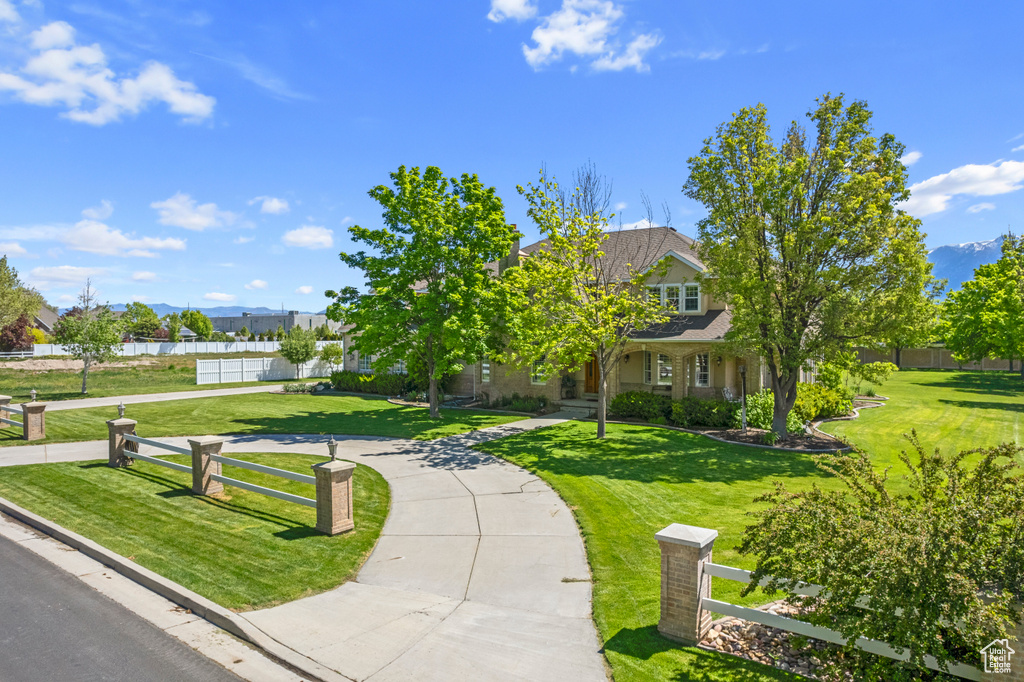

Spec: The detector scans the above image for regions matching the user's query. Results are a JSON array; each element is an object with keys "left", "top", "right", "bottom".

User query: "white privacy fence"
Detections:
[
  {"left": 31, "top": 340, "right": 338, "bottom": 357},
  {"left": 196, "top": 357, "right": 336, "bottom": 384}
]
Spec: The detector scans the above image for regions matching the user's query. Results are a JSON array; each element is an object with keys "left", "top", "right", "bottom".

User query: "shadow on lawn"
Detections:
[
  {"left": 939, "top": 398, "right": 1024, "bottom": 413},
  {"left": 479, "top": 425, "right": 822, "bottom": 485},
  {"left": 916, "top": 369, "right": 1024, "bottom": 397},
  {"left": 603, "top": 625, "right": 797, "bottom": 681}
]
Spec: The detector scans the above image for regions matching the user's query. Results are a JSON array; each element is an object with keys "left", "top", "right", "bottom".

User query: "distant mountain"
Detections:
[{"left": 928, "top": 236, "right": 1005, "bottom": 295}]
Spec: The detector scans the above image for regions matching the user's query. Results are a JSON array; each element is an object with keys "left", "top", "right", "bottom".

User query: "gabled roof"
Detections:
[
  {"left": 630, "top": 309, "right": 733, "bottom": 342},
  {"left": 33, "top": 305, "right": 59, "bottom": 332}
]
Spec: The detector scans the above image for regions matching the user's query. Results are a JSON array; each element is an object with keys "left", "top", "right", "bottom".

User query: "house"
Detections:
[
  {"left": 32, "top": 305, "right": 59, "bottom": 334},
  {"left": 341, "top": 226, "right": 769, "bottom": 405}
]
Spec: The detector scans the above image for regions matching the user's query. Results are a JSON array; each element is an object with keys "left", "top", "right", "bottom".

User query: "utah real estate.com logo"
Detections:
[{"left": 982, "top": 639, "right": 1015, "bottom": 674}]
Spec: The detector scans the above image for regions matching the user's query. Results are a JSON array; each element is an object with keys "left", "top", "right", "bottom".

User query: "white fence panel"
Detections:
[
  {"left": 196, "top": 356, "right": 335, "bottom": 385},
  {"left": 35, "top": 340, "right": 338, "bottom": 358}
]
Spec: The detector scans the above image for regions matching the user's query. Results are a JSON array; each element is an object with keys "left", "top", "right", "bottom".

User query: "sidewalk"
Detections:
[{"left": 0, "top": 414, "right": 607, "bottom": 681}]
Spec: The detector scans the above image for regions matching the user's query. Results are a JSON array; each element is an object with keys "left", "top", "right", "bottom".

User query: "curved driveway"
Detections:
[{"left": 0, "top": 416, "right": 608, "bottom": 682}]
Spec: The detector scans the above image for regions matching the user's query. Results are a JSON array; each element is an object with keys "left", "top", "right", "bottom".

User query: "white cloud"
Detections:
[
  {"left": 151, "top": 192, "right": 236, "bottom": 231},
  {"left": 233, "top": 236, "right": 254, "bottom": 244},
  {"left": 966, "top": 202, "right": 995, "bottom": 213},
  {"left": 130, "top": 294, "right": 149, "bottom": 302},
  {"left": 488, "top": 0, "right": 537, "bottom": 22},
  {"left": 282, "top": 225, "right": 333, "bottom": 249},
  {"left": 340, "top": 215, "right": 353, "bottom": 225},
  {"left": 62, "top": 219, "right": 186, "bottom": 257},
  {"left": 249, "top": 195, "right": 290, "bottom": 214},
  {"left": 0, "top": 0, "right": 20, "bottom": 22},
  {"left": 618, "top": 218, "right": 655, "bottom": 230},
  {"left": 0, "top": 241, "right": 26, "bottom": 256},
  {"left": 1013, "top": 144, "right": 1024, "bottom": 153},
  {"left": 203, "top": 292, "right": 236, "bottom": 302},
  {"left": 903, "top": 159, "right": 1024, "bottom": 217},
  {"left": 245, "top": 279, "right": 268, "bottom": 290},
  {"left": 132, "top": 271, "right": 157, "bottom": 282},
  {"left": 614, "top": 202, "right": 627, "bottom": 211},
  {"left": 81, "top": 199, "right": 114, "bottom": 220},
  {"left": 295, "top": 285, "right": 313, "bottom": 295},
  {"left": 900, "top": 150, "right": 922, "bottom": 167},
  {"left": 521, "top": 0, "right": 660, "bottom": 73},
  {"left": 191, "top": 51, "right": 310, "bottom": 101},
  {"left": 28, "top": 265, "right": 105, "bottom": 291},
  {"left": 0, "top": 21, "right": 215, "bottom": 125}
]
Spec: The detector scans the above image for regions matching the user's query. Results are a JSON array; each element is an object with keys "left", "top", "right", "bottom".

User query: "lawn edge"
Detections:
[{"left": 0, "top": 494, "right": 350, "bottom": 682}]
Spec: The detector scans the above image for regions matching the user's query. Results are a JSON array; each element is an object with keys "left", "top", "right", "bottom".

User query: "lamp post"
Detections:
[
  {"left": 117, "top": 402, "right": 126, "bottom": 418},
  {"left": 327, "top": 435, "right": 338, "bottom": 461},
  {"left": 30, "top": 389, "right": 37, "bottom": 402},
  {"left": 738, "top": 364, "right": 747, "bottom": 433}
]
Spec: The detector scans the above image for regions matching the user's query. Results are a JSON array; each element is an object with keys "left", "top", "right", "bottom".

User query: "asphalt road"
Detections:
[{"left": 0, "top": 533, "right": 243, "bottom": 682}]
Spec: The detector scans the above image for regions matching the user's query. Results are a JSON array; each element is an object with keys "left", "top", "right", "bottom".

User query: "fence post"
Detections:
[
  {"left": 311, "top": 460, "right": 356, "bottom": 535},
  {"left": 21, "top": 402, "right": 45, "bottom": 441},
  {"left": 0, "top": 395, "right": 9, "bottom": 429},
  {"left": 106, "top": 418, "right": 138, "bottom": 467},
  {"left": 188, "top": 436, "right": 224, "bottom": 496},
  {"left": 656, "top": 523, "right": 718, "bottom": 646}
]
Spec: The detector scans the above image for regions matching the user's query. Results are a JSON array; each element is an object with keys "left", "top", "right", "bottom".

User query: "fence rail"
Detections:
[
  {"left": 123, "top": 433, "right": 191, "bottom": 456},
  {"left": 209, "top": 473, "right": 316, "bottom": 508},
  {"left": 31, "top": 340, "right": 339, "bottom": 358},
  {"left": 211, "top": 454, "right": 316, "bottom": 485}
]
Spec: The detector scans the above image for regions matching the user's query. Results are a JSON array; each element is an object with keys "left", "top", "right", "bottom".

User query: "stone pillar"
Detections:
[
  {"left": 106, "top": 418, "right": 138, "bottom": 467},
  {"left": 189, "top": 436, "right": 224, "bottom": 496},
  {"left": 656, "top": 523, "right": 718, "bottom": 645},
  {"left": 0, "top": 395, "right": 10, "bottom": 429},
  {"left": 312, "top": 460, "right": 356, "bottom": 535},
  {"left": 21, "top": 402, "right": 45, "bottom": 441}
]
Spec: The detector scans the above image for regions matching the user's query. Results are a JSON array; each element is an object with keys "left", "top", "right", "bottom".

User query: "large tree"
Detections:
[
  {"left": 121, "top": 301, "right": 161, "bottom": 340},
  {"left": 684, "top": 94, "right": 933, "bottom": 438},
  {"left": 52, "top": 280, "right": 123, "bottom": 394},
  {"left": 327, "top": 165, "right": 516, "bottom": 418},
  {"left": 0, "top": 255, "right": 44, "bottom": 329},
  {"left": 496, "top": 166, "right": 671, "bottom": 438},
  {"left": 180, "top": 309, "right": 212, "bottom": 341},
  {"left": 941, "top": 232, "right": 1024, "bottom": 375}
]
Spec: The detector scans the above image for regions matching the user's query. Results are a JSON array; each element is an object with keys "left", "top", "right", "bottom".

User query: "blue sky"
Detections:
[{"left": 1, "top": 0, "right": 1022, "bottom": 310}]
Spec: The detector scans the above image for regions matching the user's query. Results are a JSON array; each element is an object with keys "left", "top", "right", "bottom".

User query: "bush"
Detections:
[
  {"left": 330, "top": 370, "right": 409, "bottom": 396},
  {"left": 487, "top": 392, "right": 549, "bottom": 413},
  {"left": 669, "top": 395, "right": 740, "bottom": 429},
  {"left": 609, "top": 391, "right": 673, "bottom": 421},
  {"left": 744, "top": 389, "right": 804, "bottom": 433},
  {"left": 793, "top": 382, "right": 853, "bottom": 422}
]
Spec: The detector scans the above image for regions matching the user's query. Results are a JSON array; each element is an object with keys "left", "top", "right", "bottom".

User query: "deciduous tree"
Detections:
[
  {"left": 684, "top": 94, "right": 933, "bottom": 438},
  {"left": 52, "top": 280, "right": 123, "bottom": 394},
  {"left": 280, "top": 326, "right": 318, "bottom": 378},
  {"left": 0, "top": 256, "right": 44, "bottom": 329},
  {"left": 180, "top": 309, "right": 212, "bottom": 341},
  {"left": 327, "top": 165, "right": 516, "bottom": 418},
  {"left": 163, "top": 312, "right": 182, "bottom": 342},
  {"left": 121, "top": 302, "right": 161, "bottom": 339}
]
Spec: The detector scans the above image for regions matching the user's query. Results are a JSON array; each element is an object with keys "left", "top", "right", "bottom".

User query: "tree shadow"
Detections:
[
  {"left": 938, "top": 399, "right": 1024, "bottom": 413},
  {"left": 918, "top": 369, "right": 1024, "bottom": 397}
]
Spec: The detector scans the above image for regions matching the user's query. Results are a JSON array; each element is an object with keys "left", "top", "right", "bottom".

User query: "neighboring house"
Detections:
[{"left": 32, "top": 305, "right": 59, "bottom": 334}]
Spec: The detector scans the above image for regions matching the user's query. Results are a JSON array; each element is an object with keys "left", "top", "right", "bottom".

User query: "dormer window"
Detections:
[
  {"left": 683, "top": 284, "right": 700, "bottom": 312},
  {"left": 665, "top": 285, "right": 681, "bottom": 312}
]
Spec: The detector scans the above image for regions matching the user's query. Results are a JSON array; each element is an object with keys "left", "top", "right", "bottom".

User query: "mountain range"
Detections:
[{"left": 928, "top": 235, "right": 1005, "bottom": 294}]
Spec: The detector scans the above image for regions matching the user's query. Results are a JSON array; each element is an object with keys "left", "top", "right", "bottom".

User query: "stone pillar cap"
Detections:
[
  {"left": 106, "top": 418, "right": 138, "bottom": 426},
  {"left": 312, "top": 460, "right": 356, "bottom": 473},
  {"left": 656, "top": 523, "right": 718, "bottom": 549},
  {"left": 187, "top": 435, "right": 224, "bottom": 446},
  {"left": 0, "top": 395, "right": 10, "bottom": 400}
]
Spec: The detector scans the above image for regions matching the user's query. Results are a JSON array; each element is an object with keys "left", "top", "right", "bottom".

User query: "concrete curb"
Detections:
[{"left": 0, "top": 495, "right": 352, "bottom": 682}]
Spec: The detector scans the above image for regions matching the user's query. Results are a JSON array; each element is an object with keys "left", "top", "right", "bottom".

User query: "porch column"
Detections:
[{"left": 671, "top": 352, "right": 685, "bottom": 401}]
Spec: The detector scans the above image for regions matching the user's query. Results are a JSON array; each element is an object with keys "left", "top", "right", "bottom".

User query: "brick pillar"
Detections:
[
  {"left": 982, "top": 607, "right": 1024, "bottom": 681},
  {"left": 312, "top": 460, "right": 356, "bottom": 535},
  {"left": 189, "top": 436, "right": 224, "bottom": 496},
  {"left": 21, "top": 402, "right": 45, "bottom": 441},
  {"left": 656, "top": 523, "right": 718, "bottom": 645},
  {"left": 106, "top": 418, "right": 138, "bottom": 467},
  {"left": 0, "top": 395, "right": 10, "bottom": 429}
]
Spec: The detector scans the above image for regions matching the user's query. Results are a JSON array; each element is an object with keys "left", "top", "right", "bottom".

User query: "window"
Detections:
[
  {"left": 647, "top": 286, "right": 661, "bottom": 303},
  {"left": 481, "top": 361, "right": 490, "bottom": 383},
  {"left": 684, "top": 284, "right": 700, "bottom": 312},
  {"left": 665, "top": 285, "right": 681, "bottom": 312},
  {"left": 695, "top": 353, "right": 710, "bottom": 387},
  {"left": 657, "top": 354, "right": 672, "bottom": 385},
  {"left": 530, "top": 360, "right": 547, "bottom": 385},
  {"left": 358, "top": 354, "right": 372, "bottom": 372},
  {"left": 643, "top": 351, "right": 652, "bottom": 384},
  {"left": 391, "top": 359, "right": 406, "bottom": 373}
]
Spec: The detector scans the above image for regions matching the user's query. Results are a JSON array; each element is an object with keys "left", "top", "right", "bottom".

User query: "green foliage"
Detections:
[
  {"left": 941, "top": 233, "right": 1024, "bottom": 374},
  {"left": 0, "top": 256, "right": 44, "bottom": 329},
  {"left": 276, "top": 324, "right": 285, "bottom": 340},
  {"left": 51, "top": 282, "right": 123, "bottom": 393},
  {"left": 239, "top": 325, "right": 249, "bottom": 338},
  {"left": 330, "top": 370, "right": 407, "bottom": 396},
  {"left": 163, "top": 312, "right": 182, "bottom": 342},
  {"left": 0, "top": 313, "right": 33, "bottom": 351},
  {"left": 329, "top": 164, "right": 516, "bottom": 419},
  {"left": 739, "top": 434, "right": 1024, "bottom": 680},
  {"left": 121, "top": 302, "right": 161, "bottom": 339},
  {"left": 792, "top": 382, "right": 853, "bottom": 422},
  {"left": 29, "top": 327, "right": 46, "bottom": 344},
  {"left": 760, "top": 431, "right": 779, "bottom": 446},
  {"left": 180, "top": 310, "right": 212, "bottom": 340},
  {"left": 318, "top": 342, "right": 345, "bottom": 370},
  {"left": 280, "top": 326, "right": 318, "bottom": 378},
  {"left": 815, "top": 362, "right": 844, "bottom": 391},
  {"left": 248, "top": 332, "right": 256, "bottom": 341},
  {"left": 744, "top": 389, "right": 804, "bottom": 432},
  {"left": 609, "top": 390, "right": 673, "bottom": 421},
  {"left": 850, "top": 361, "right": 898, "bottom": 386},
  {"left": 669, "top": 396, "right": 740, "bottom": 428},
  {"left": 485, "top": 392, "right": 549, "bottom": 413},
  {"left": 208, "top": 331, "right": 232, "bottom": 342},
  {"left": 684, "top": 94, "right": 934, "bottom": 437}
]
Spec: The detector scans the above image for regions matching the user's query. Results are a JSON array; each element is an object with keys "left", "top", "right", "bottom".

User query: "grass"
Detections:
[
  {"left": 820, "top": 368, "right": 1023, "bottom": 457},
  {"left": 477, "top": 421, "right": 827, "bottom": 682},
  {"left": 0, "top": 393, "right": 526, "bottom": 446},
  {"left": 0, "top": 351, "right": 300, "bottom": 402},
  {"left": 0, "top": 452, "right": 389, "bottom": 611}
]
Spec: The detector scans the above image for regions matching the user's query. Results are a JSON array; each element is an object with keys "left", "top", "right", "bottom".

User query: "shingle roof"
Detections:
[
  {"left": 33, "top": 305, "right": 59, "bottom": 332},
  {"left": 631, "top": 308, "right": 733, "bottom": 342}
]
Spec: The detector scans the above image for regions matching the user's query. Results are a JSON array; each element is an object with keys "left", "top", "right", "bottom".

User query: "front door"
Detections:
[{"left": 584, "top": 354, "right": 599, "bottom": 394}]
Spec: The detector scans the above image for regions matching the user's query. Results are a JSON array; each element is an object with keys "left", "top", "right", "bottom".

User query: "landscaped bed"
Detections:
[
  {"left": 0, "top": 452, "right": 389, "bottom": 611},
  {"left": 0, "top": 393, "right": 527, "bottom": 447}
]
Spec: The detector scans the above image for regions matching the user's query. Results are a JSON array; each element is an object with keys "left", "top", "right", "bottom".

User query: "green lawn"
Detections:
[
  {"left": 0, "top": 393, "right": 525, "bottom": 446},
  {"left": 0, "top": 452, "right": 389, "bottom": 610},
  {"left": 820, "top": 368, "right": 1023, "bottom": 458},
  {"left": 477, "top": 421, "right": 823, "bottom": 682},
  {"left": 0, "top": 352, "right": 297, "bottom": 402}
]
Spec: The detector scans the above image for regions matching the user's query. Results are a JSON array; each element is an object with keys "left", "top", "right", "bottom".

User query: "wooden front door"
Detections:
[{"left": 584, "top": 354, "right": 599, "bottom": 394}]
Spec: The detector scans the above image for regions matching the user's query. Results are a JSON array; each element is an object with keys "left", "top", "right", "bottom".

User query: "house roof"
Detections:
[
  {"left": 33, "top": 305, "right": 59, "bottom": 332},
  {"left": 630, "top": 308, "right": 733, "bottom": 342}
]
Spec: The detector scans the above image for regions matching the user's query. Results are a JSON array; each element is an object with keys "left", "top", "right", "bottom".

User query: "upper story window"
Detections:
[
  {"left": 481, "top": 361, "right": 491, "bottom": 383},
  {"left": 683, "top": 284, "right": 700, "bottom": 312},
  {"left": 665, "top": 285, "right": 681, "bottom": 311}
]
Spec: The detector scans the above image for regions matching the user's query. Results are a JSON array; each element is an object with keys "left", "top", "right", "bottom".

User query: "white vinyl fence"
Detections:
[
  {"left": 196, "top": 357, "right": 335, "bottom": 385},
  {"left": 32, "top": 341, "right": 337, "bottom": 357}
]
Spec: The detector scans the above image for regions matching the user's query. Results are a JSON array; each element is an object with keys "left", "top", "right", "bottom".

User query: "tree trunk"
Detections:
[
  {"left": 597, "top": 355, "right": 607, "bottom": 439},
  {"left": 428, "top": 375, "right": 439, "bottom": 419},
  {"left": 426, "top": 334, "right": 440, "bottom": 419},
  {"left": 895, "top": 347, "right": 902, "bottom": 369},
  {"left": 81, "top": 356, "right": 90, "bottom": 394},
  {"left": 769, "top": 368, "right": 798, "bottom": 440}
]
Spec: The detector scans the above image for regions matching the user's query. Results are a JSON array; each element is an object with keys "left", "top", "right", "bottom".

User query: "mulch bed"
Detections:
[{"left": 699, "top": 428, "right": 846, "bottom": 451}]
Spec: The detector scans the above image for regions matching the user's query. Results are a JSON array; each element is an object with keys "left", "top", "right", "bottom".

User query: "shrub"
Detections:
[
  {"left": 815, "top": 362, "right": 844, "bottom": 391},
  {"left": 330, "top": 370, "right": 409, "bottom": 396},
  {"left": 669, "top": 396, "right": 740, "bottom": 429},
  {"left": 487, "top": 392, "right": 549, "bottom": 413},
  {"left": 793, "top": 382, "right": 853, "bottom": 422},
  {"left": 744, "top": 389, "right": 804, "bottom": 433},
  {"left": 609, "top": 391, "right": 673, "bottom": 421},
  {"left": 29, "top": 327, "right": 46, "bottom": 344},
  {"left": 0, "top": 314, "right": 33, "bottom": 351}
]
